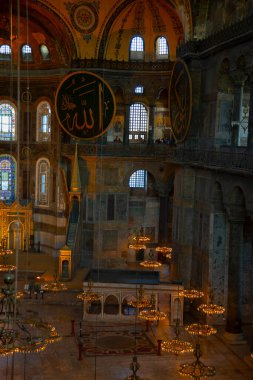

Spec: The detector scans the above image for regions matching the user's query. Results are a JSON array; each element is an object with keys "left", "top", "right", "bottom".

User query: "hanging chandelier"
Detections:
[
  {"left": 41, "top": 280, "right": 68, "bottom": 292},
  {"left": 179, "top": 343, "right": 216, "bottom": 379},
  {"left": 129, "top": 227, "right": 150, "bottom": 250},
  {"left": 138, "top": 308, "right": 166, "bottom": 321},
  {"left": 197, "top": 303, "right": 225, "bottom": 315},
  {"left": 77, "top": 279, "right": 101, "bottom": 303},
  {"left": 185, "top": 323, "right": 217, "bottom": 336},
  {"left": 0, "top": 239, "right": 16, "bottom": 272},
  {"left": 132, "top": 227, "right": 151, "bottom": 243},
  {"left": 162, "top": 338, "right": 194, "bottom": 355},
  {"left": 155, "top": 245, "right": 173, "bottom": 259},
  {"left": 179, "top": 289, "right": 204, "bottom": 300},
  {"left": 138, "top": 294, "right": 166, "bottom": 321},
  {"left": 139, "top": 260, "right": 162, "bottom": 269},
  {"left": 162, "top": 318, "right": 194, "bottom": 356},
  {"left": 0, "top": 271, "right": 60, "bottom": 356},
  {"left": 128, "top": 285, "right": 151, "bottom": 309}
]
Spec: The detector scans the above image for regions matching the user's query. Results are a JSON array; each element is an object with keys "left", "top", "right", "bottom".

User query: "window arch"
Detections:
[
  {"left": 155, "top": 36, "right": 169, "bottom": 60},
  {"left": 0, "top": 155, "right": 16, "bottom": 202},
  {"left": 129, "top": 103, "right": 148, "bottom": 142},
  {"left": 0, "top": 44, "right": 11, "bottom": 61},
  {"left": 0, "top": 102, "right": 16, "bottom": 141},
  {"left": 130, "top": 36, "right": 144, "bottom": 60},
  {"left": 40, "top": 44, "right": 50, "bottom": 61},
  {"left": 22, "top": 44, "right": 33, "bottom": 62},
  {"left": 129, "top": 170, "right": 147, "bottom": 189},
  {"left": 36, "top": 101, "right": 51, "bottom": 141},
  {"left": 36, "top": 158, "right": 50, "bottom": 206}
]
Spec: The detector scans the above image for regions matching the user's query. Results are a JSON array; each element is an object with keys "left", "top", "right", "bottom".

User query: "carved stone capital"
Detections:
[{"left": 231, "top": 70, "right": 247, "bottom": 86}]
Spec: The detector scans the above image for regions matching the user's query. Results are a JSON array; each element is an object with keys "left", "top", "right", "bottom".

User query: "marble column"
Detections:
[
  {"left": 225, "top": 209, "right": 244, "bottom": 336},
  {"left": 158, "top": 189, "right": 169, "bottom": 244},
  {"left": 231, "top": 71, "right": 246, "bottom": 146},
  {"left": 247, "top": 71, "right": 253, "bottom": 150},
  {"left": 123, "top": 104, "right": 130, "bottom": 145},
  {"left": 148, "top": 105, "right": 155, "bottom": 145}
]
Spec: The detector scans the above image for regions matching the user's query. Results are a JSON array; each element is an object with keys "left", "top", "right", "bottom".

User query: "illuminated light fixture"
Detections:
[
  {"left": 41, "top": 281, "right": 68, "bottom": 292},
  {"left": 0, "top": 264, "right": 16, "bottom": 272},
  {"left": 251, "top": 352, "right": 253, "bottom": 359},
  {"left": 185, "top": 323, "right": 217, "bottom": 336},
  {"left": 138, "top": 294, "right": 166, "bottom": 321},
  {"left": 197, "top": 303, "right": 225, "bottom": 315},
  {"left": 132, "top": 227, "right": 151, "bottom": 243},
  {"left": 0, "top": 272, "right": 60, "bottom": 356},
  {"left": 129, "top": 227, "right": 150, "bottom": 250},
  {"left": 0, "top": 239, "right": 16, "bottom": 271},
  {"left": 162, "top": 318, "right": 193, "bottom": 356},
  {"left": 179, "top": 343, "right": 215, "bottom": 379},
  {"left": 128, "top": 285, "right": 151, "bottom": 309},
  {"left": 138, "top": 308, "right": 166, "bottom": 321},
  {"left": 155, "top": 246, "right": 172, "bottom": 259},
  {"left": 162, "top": 338, "right": 194, "bottom": 356},
  {"left": 179, "top": 289, "right": 204, "bottom": 300},
  {"left": 139, "top": 260, "right": 162, "bottom": 269},
  {"left": 129, "top": 243, "right": 146, "bottom": 250},
  {"left": 77, "top": 279, "right": 101, "bottom": 303}
]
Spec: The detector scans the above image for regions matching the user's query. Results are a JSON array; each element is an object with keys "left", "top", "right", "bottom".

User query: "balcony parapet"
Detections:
[
  {"left": 71, "top": 58, "right": 172, "bottom": 72},
  {"left": 61, "top": 143, "right": 253, "bottom": 175},
  {"left": 177, "top": 13, "right": 253, "bottom": 58}
]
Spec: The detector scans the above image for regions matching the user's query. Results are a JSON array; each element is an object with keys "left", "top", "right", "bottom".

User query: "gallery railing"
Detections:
[{"left": 61, "top": 143, "right": 253, "bottom": 174}]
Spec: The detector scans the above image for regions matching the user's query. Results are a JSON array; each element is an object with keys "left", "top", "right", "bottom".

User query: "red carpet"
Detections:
[{"left": 79, "top": 323, "right": 157, "bottom": 356}]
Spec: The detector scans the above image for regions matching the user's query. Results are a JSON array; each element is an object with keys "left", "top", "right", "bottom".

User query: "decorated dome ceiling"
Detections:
[
  {"left": 0, "top": 0, "right": 192, "bottom": 65},
  {"left": 1, "top": 0, "right": 252, "bottom": 67}
]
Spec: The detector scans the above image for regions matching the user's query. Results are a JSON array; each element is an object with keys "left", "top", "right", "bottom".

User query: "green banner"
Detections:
[{"left": 55, "top": 71, "right": 116, "bottom": 140}]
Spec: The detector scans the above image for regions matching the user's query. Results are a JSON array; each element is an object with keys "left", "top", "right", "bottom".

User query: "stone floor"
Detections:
[{"left": 1, "top": 288, "right": 253, "bottom": 380}]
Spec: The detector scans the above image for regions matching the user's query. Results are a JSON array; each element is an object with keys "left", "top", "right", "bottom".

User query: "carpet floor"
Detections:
[{"left": 78, "top": 323, "right": 157, "bottom": 356}]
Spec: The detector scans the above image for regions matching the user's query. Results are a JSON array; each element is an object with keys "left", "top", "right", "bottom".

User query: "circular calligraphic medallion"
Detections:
[
  {"left": 71, "top": 3, "right": 98, "bottom": 34},
  {"left": 169, "top": 58, "right": 192, "bottom": 143},
  {"left": 55, "top": 71, "right": 116, "bottom": 140}
]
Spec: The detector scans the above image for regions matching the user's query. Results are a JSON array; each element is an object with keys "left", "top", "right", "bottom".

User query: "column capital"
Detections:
[
  {"left": 231, "top": 69, "right": 247, "bottom": 86},
  {"left": 245, "top": 66, "right": 253, "bottom": 83},
  {"left": 225, "top": 205, "right": 245, "bottom": 223}
]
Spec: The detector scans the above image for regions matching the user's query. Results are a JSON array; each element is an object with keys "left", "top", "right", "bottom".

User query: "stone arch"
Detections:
[
  {"left": 104, "top": 294, "right": 120, "bottom": 315},
  {"left": 121, "top": 294, "right": 136, "bottom": 316},
  {"left": 217, "top": 58, "right": 234, "bottom": 93},
  {"left": 229, "top": 185, "right": 246, "bottom": 208}
]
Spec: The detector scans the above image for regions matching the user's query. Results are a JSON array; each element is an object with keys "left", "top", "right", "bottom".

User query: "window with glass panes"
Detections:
[
  {"left": 0, "top": 156, "right": 15, "bottom": 201},
  {"left": 129, "top": 103, "right": 148, "bottom": 141},
  {"left": 37, "top": 101, "right": 51, "bottom": 141},
  {"left": 129, "top": 170, "right": 147, "bottom": 188},
  {"left": 0, "top": 44, "right": 11, "bottom": 60},
  {"left": 0, "top": 103, "right": 16, "bottom": 141},
  {"left": 22, "top": 44, "right": 33, "bottom": 61},
  {"left": 156, "top": 37, "right": 169, "bottom": 57}
]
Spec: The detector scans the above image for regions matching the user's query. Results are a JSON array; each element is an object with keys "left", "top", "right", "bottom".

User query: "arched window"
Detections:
[
  {"left": 40, "top": 44, "right": 50, "bottom": 61},
  {"left": 0, "top": 155, "right": 16, "bottom": 202},
  {"left": 130, "top": 36, "right": 144, "bottom": 60},
  {"left": 134, "top": 86, "right": 144, "bottom": 94},
  {"left": 129, "top": 170, "right": 147, "bottom": 189},
  {"left": 155, "top": 36, "right": 169, "bottom": 60},
  {"left": 0, "top": 44, "right": 11, "bottom": 61},
  {"left": 129, "top": 103, "right": 148, "bottom": 142},
  {"left": 0, "top": 102, "right": 16, "bottom": 141},
  {"left": 22, "top": 44, "right": 33, "bottom": 62},
  {"left": 36, "top": 101, "right": 51, "bottom": 141},
  {"left": 36, "top": 158, "right": 50, "bottom": 206}
]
